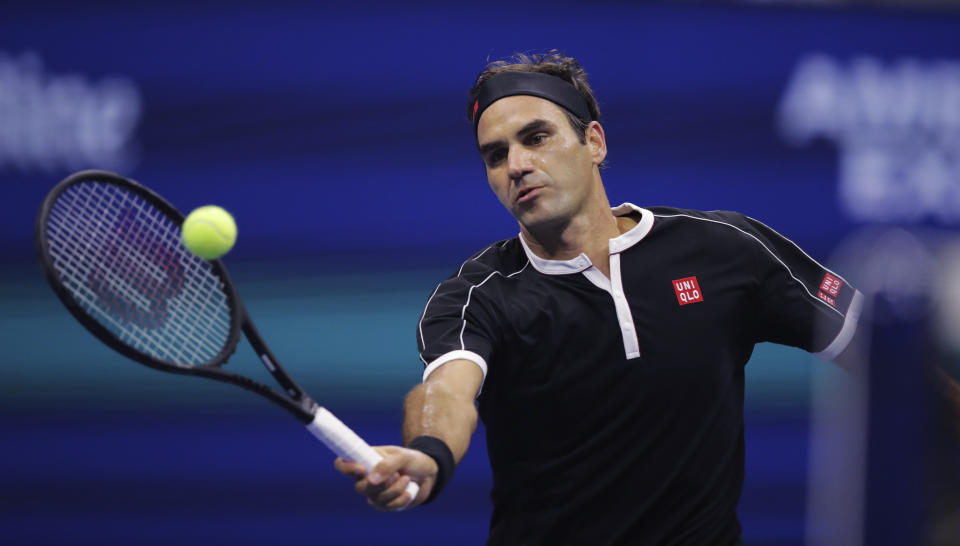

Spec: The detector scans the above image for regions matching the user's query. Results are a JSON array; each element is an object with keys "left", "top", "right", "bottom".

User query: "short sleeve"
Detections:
[
  {"left": 723, "top": 212, "right": 864, "bottom": 361},
  {"left": 416, "top": 260, "right": 502, "bottom": 385}
]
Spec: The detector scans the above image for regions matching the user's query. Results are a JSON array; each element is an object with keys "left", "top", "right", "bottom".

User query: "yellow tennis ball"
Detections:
[{"left": 181, "top": 205, "right": 237, "bottom": 260}]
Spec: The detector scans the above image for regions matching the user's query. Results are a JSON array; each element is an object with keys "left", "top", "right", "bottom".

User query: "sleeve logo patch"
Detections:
[
  {"left": 818, "top": 272, "right": 842, "bottom": 307},
  {"left": 673, "top": 276, "right": 704, "bottom": 306}
]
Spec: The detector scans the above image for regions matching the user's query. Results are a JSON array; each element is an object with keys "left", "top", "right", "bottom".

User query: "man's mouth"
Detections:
[{"left": 516, "top": 186, "right": 542, "bottom": 204}]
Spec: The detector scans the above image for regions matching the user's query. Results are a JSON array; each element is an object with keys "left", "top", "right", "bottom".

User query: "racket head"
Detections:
[{"left": 35, "top": 170, "right": 244, "bottom": 373}]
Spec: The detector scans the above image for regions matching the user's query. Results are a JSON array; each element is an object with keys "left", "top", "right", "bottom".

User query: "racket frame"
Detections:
[{"left": 35, "top": 170, "right": 318, "bottom": 423}]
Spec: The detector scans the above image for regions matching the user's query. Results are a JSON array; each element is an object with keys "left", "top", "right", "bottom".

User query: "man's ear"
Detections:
[{"left": 586, "top": 121, "right": 607, "bottom": 166}]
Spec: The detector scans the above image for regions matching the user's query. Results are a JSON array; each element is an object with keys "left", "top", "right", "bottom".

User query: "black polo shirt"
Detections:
[{"left": 417, "top": 204, "right": 862, "bottom": 546}]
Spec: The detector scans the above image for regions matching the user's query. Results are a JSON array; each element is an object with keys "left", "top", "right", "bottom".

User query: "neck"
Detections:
[
  {"left": 519, "top": 179, "right": 626, "bottom": 272},
  {"left": 521, "top": 203, "right": 617, "bottom": 261}
]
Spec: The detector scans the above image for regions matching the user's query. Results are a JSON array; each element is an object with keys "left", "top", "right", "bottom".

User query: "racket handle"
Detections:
[{"left": 307, "top": 407, "right": 420, "bottom": 503}]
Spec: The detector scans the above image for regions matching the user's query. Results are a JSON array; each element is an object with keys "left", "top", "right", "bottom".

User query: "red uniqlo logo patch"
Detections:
[
  {"left": 673, "top": 276, "right": 704, "bottom": 306},
  {"left": 818, "top": 273, "right": 842, "bottom": 308}
]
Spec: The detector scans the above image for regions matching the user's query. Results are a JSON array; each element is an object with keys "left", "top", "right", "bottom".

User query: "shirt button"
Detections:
[{"left": 621, "top": 321, "right": 632, "bottom": 329}]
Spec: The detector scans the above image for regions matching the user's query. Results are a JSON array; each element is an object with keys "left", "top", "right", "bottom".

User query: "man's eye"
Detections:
[
  {"left": 488, "top": 150, "right": 506, "bottom": 165},
  {"left": 529, "top": 133, "right": 547, "bottom": 145}
]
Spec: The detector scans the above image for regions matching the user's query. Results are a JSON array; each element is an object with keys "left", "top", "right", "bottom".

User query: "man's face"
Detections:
[{"left": 476, "top": 95, "right": 600, "bottom": 230}]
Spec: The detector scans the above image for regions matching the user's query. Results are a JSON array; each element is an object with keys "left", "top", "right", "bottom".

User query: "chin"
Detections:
[{"left": 516, "top": 207, "right": 564, "bottom": 232}]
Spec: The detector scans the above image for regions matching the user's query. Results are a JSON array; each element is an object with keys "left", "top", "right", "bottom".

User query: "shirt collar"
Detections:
[{"left": 518, "top": 203, "right": 655, "bottom": 275}]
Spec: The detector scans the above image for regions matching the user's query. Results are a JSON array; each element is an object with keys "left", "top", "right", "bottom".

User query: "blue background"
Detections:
[{"left": 2, "top": 2, "right": 958, "bottom": 545}]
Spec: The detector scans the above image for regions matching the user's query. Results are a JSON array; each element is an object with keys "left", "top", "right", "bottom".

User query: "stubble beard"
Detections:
[{"left": 514, "top": 191, "right": 583, "bottom": 244}]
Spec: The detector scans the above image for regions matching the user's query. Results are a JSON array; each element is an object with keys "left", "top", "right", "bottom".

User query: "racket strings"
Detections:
[{"left": 46, "top": 181, "right": 232, "bottom": 366}]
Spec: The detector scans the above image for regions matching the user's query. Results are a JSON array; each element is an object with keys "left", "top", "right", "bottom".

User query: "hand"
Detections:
[{"left": 334, "top": 445, "right": 439, "bottom": 511}]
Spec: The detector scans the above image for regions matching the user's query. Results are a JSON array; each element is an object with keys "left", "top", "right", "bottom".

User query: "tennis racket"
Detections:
[{"left": 35, "top": 169, "right": 418, "bottom": 501}]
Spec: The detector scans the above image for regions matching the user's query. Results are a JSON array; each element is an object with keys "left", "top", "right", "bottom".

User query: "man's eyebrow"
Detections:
[
  {"left": 477, "top": 118, "right": 556, "bottom": 155},
  {"left": 478, "top": 139, "right": 504, "bottom": 157},
  {"left": 516, "top": 119, "right": 554, "bottom": 138}
]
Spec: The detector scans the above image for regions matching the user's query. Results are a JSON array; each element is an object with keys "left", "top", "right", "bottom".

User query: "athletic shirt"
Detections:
[{"left": 417, "top": 204, "right": 862, "bottom": 546}]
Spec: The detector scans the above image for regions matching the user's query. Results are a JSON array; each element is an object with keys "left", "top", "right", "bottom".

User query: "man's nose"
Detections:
[{"left": 508, "top": 146, "right": 533, "bottom": 182}]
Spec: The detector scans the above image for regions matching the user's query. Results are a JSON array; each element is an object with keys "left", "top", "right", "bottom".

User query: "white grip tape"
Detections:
[{"left": 307, "top": 407, "right": 420, "bottom": 503}]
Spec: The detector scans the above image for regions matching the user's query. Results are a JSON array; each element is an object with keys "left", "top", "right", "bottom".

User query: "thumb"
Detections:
[
  {"left": 369, "top": 446, "right": 438, "bottom": 488},
  {"left": 366, "top": 446, "right": 418, "bottom": 485}
]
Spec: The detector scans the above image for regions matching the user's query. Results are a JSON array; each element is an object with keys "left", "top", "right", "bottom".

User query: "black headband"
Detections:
[{"left": 471, "top": 71, "right": 593, "bottom": 137}]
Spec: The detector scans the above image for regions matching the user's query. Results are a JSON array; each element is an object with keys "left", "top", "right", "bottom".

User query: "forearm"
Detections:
[
  {"left": 335, "top": 365, "right": 480, "bottom": 510},
  {"left": 401, "top": 379, "right": 478, "bottom": 464},
  {"left": 935, "top": 367, "right": 960, "bottom": 439}
]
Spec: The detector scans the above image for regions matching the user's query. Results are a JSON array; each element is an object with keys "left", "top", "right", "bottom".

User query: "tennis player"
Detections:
[{"left": 335, "top": 51, "right": 867, "bottom": 545}]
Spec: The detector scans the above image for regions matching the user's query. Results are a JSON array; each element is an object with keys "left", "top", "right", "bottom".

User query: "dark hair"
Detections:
[{"left": 467, "top": 50, "right": 602, "bottom": 146}]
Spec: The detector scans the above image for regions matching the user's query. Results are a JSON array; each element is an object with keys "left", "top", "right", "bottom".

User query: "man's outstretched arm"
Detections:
[
  {"left": 934, "top": 367, "right": 960, "bottom": 441},
  {"left": 334, "top": 359, "right": 483, "bottom": 511}
]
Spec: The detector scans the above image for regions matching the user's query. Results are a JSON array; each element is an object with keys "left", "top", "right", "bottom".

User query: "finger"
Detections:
[
  {"left": 367, "top": 470, "right": 402, "bottom": 501},
  {"left": 370, "top": 475, "right": 412, "bottom": 511},
  {"left": 367, "top": 447, "right": 422, "bottom": 485},
  {"left": 367, "top": 458, "right": 400, "bottom": 487},
  {"left": 354, "top": 477, "right": 371, "bottom": 496},
  {"left": 411, "top": 479, "right": 433, "bottom": 505},
  {"left": 358, "top": 471, "right": 397, "bottom": 498},
  {"left": 382, "top": 476, "right": 417, "bottom": 511},
  {"left": 334, "top": 457, "right": 366, "bottom": 479}
]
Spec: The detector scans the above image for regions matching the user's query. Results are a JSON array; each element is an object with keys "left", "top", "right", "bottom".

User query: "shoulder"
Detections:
[
  {"left": 645, "top": 206, "right": 820, "bottom": 273},
  {"left": 646, "top": 206, "right": 760, "bottom": 246},
  {"left": 647, "top": 206, "right": 750, "bottom": 227},
  {"left": 421, "top": 237, "right": 529, "bottom": 318},
  {"left": 438, "top": 237, "right": 530, "bottom": 292},
  {"left": 450, "top": 237, "right": 529, "bottom": 281}
]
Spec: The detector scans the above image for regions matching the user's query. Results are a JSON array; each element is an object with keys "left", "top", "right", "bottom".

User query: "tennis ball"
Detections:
[{"left": 181, "top": 205, "right": 237, "bottom": 260}]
